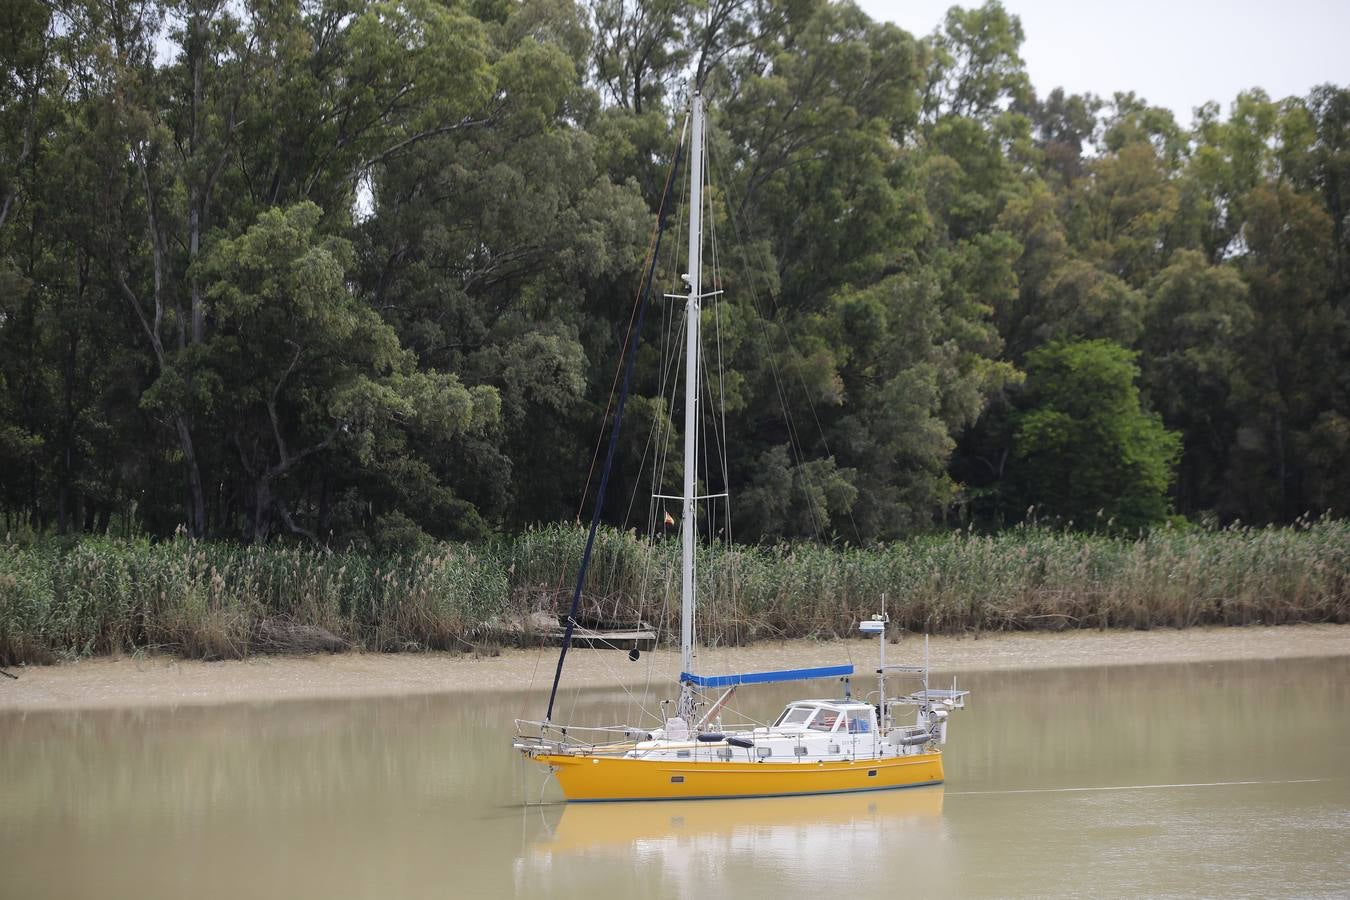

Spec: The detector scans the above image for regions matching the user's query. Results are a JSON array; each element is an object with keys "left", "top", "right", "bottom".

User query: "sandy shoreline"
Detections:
[{"left": 1, "top": 623, "right": 1346, "bottom": 713}]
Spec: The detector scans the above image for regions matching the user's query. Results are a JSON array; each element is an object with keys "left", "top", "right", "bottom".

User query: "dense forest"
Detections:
[{"left": 2, "top": 0, "right": 1347, "bottom": 549}]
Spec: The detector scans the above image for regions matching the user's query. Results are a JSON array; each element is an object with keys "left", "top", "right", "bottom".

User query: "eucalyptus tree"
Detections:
[
  {"left": 920, "top": 0, "right": 1029, "bottom": 127},
  {"left": 1139, "top": 250, "right": 1250, "bottom": 517},
  {"left": 0, "top": 0, "right": 59, "bottom": 522},
  {"left": 358, "top": 0, "right": 653, "bottom": 531},
  {"left": 1227, "top": 182, "right": 1338, "bottom": 520},
  {"left": 0, "top": 0, "right": 147, "bottom": 533}
]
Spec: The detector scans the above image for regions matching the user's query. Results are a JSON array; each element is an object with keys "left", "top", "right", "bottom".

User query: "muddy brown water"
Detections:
[{"left": 1, "top": 656, "right": 1346, "bottom": 898}]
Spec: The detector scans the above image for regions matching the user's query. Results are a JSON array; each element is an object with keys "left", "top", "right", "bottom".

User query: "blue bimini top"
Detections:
[{"left": 679, "top": 665, "right": 854, "bottom": 689}]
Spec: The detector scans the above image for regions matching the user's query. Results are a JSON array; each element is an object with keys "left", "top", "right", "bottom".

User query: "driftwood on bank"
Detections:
[
  {"left": 480, "top": 610, "right": 657, "bottom": 650},
  {"left": 251, "top": 620, "right": 347, "bottom": 654}
]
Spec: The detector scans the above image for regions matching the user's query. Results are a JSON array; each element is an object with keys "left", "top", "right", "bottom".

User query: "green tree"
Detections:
[
  {"left": 1139, "top": 250, "right": 1251, "bottom": 517},
  {"left": 1013, "top": 340, "right": 1180, "bottom": 529},
  {"left": 199, "top": 202, "right": 500, "bottom": 542},
  {"left": 922, "top": 0, "right": 1030, "bottom": 126},
  {"left": 1227, "top": 182, "right": 1340, "bottom": 520}
]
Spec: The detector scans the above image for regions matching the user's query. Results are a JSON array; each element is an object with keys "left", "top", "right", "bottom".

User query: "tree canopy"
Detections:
[{"left": 1, "top": 0, "right": 1347, "bottom": 545}]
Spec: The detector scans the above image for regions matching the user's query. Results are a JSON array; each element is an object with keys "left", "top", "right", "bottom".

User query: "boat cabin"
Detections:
[{"left": 770, "top": 701, "right": 876, "bottom": 735}]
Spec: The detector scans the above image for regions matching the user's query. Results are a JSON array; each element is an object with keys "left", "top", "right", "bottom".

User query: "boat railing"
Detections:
[
  {"left": 902, "top": 689, "right": 970, "bottom": 708},
  {"left": 512, "top": 719, "right": 649, "bottom": 756}
]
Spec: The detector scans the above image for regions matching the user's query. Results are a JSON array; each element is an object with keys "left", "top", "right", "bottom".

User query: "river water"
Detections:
[{"left": 1, "top": 655, "right": 1346, "bottom": 899}]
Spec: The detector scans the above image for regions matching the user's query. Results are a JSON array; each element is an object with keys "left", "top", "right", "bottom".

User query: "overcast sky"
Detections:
[{"left": 856, "top": 0, "right": 1350, "bottom": 123}]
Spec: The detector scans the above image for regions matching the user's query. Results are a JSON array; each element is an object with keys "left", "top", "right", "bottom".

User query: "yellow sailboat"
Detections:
[{"left": 513, "top": 91, "right": 968, "bottom": 802}]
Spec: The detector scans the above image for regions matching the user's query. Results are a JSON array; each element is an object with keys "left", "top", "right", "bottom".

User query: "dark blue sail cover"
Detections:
[{"left": 679, "top": 665, "right": 854, "bottom": 688}]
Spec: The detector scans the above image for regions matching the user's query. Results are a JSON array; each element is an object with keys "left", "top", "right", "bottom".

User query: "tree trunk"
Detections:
[
  {"left": 176, "top": 415, "right": 208, "bottom": 537},
  {"left": 57, "top": 288, "right": 79, "bottom": 534},
  {"left": 317, "top": 474, "right": 331, "bottom": 540},
  {"left": 251, "top": 476, "right": 273, "bottom": 543}
]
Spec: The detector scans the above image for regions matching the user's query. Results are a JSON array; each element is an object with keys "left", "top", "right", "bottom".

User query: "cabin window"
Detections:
[
  {"left": 756, "top": 747, "right": 772, "bottom": 759},
  {"left": 716, "top": 748, "right": 732, "bottom": 760},
  {"left": 676, "top": 749, "right": 691, "bottom": 758},
  {"left": 847, "top": 711, "right": 874, "bottom": 734},
  {"left": 828, "top": 744, "right": 840, "bottom": 754},
  {"left": 808, "top": 709, "right": 841, "bottom": 732},
  {"left": 775, "top": 706, "right": 813, "bottom": 727},
  {"left": 793, "top": 745, "right": 808, "bottom": 756}
]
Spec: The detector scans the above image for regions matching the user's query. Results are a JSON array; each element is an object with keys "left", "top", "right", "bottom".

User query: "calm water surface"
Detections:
[{"left": 2, "top": 656, "right": 1346, "bottom": 898}]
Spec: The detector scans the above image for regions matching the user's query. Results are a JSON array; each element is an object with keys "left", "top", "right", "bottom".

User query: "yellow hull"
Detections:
[{"left": 535, "top": 751, "right": 944, "bottom": 802}]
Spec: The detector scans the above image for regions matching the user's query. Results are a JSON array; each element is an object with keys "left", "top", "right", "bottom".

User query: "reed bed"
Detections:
[{"left": 1, "top": 520, "right": 1346, "bottom": 664}]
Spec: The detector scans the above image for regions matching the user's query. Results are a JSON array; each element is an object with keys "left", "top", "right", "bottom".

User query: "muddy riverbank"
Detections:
[{"left": 2, "top": 623, "right": 1346, "bottom": 712}]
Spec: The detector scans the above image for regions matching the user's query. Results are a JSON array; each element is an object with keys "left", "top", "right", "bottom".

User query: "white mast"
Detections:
[{"left": 678, "top": 92, "right": 704, "bottom": 720}]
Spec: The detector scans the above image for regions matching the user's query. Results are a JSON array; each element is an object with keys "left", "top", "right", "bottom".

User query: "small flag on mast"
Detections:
[{"left": 663, "top": 510, "right": 675, "bottom": 526}]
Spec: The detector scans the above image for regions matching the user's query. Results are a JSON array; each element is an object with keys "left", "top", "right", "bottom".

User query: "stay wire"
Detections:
[
  {"left": 708, "top": 145, "right": 864, "bottom": 544},
  {"left": 545, "top": 116, "right": 689, "bottom": 723}
]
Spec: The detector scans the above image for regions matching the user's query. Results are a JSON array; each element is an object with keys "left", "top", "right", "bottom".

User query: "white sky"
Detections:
[{"left": 857, "top": 0, "right": 1350, "bottom": 123}]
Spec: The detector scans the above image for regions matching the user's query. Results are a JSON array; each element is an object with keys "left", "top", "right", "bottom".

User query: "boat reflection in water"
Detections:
[{"left": 517, "top": 786, "right": 948, "bottom": 895}]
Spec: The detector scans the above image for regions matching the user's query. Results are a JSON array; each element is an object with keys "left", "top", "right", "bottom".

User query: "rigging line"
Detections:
[
  {"left": 698, "top": 300, "right": 735, "bottom": 656},
  {"left": 576, "top": 139, "right": 688, "bottom": 523},
  {"left": 739, "top": 312, "right": 824, "bottom": 542},
  {"left": 644, "top": 284, "right": 671, "bottom": 540},
  {"left": 579, "top": 635, "right": 661, "bottom": 725},
  {"left": 632, "top": 540, "right": 660, "bottom": 726},
  {"left": 704, "top": 120, "right": 730, "bottom": 515},
  {"left": 642, "top": 175, "right": 689, "bottom": 538},
  {"left": 646, "top": 303, "right": 686, "bottom": 667},
  {"left": 707, "top": 148, "right": 733, "bottom": 546},
  {"left": 624, "top": 371, "right": 668, "bottom": 530},
  {"left": 729, "top": 189, "right": 863, "bottom": 548},
  {"left": 698, "top": 260, "right": 727, "bottom": 524},
  {"left": 646, "top": 302, "right": 687, "bottom": 537},
  {"left": 692, "top": 125, "right": 733, "bottom": 629},
  {"left": 745, "top": 268, "right": 826, "bottom": 538},
  {"left": 517, "top": 538, "right": 560, "bottom": 722},
  {"left": 626, "top": 221, "right": 689, "bottom": 534},
  {"left": 698, "top": 347, "right": 718, "bottom": 654},
  {"left": 709, "top": 149, "right": 839, "bottom": 542},
  {"left": 710, "top": 147, "right": 822, "bottom": 541},
  {"left": 702, "top": 142, "right": 815, "bottom": 507},
  {"left": 545, "top": 118, "right": 688, "bottom": 723}
]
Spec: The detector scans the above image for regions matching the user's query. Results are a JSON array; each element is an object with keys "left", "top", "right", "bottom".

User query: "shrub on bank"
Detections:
[{"left": 1, "top": 520, "right": 1346, "bottom": 664}]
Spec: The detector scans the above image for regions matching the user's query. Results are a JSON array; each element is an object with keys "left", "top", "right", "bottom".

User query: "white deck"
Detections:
[{"left": 624, "top": 699, "right": 936, "bottom": 764}]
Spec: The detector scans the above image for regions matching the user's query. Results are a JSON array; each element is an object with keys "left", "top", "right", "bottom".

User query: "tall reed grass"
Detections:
[{"left": 1, "top": 520, "right": 1346, "bottom": 664}]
